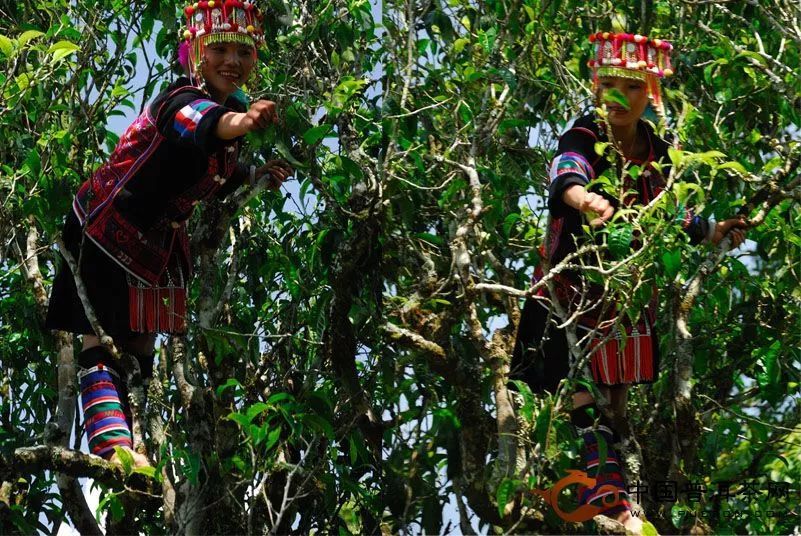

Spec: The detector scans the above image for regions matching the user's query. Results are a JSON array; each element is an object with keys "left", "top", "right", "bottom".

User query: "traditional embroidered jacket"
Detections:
[
  {"left": 70, "top": 77, "right": 248, "bottom": 332},
  {"left": 533, "top": 114, "right": 711, "bottom": 384}
]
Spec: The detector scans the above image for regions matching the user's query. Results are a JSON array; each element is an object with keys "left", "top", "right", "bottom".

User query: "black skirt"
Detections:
[
  {"left": 510, "top": 297, "right": 660, "bottom": 395},
  {"left": 45, "top": 210, "right": 136, "bottom": 339},
  {"left": 510, "top": 297, "right": 578, "bottom": 395}
]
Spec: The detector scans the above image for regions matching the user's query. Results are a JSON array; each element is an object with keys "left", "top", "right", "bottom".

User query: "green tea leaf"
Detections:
[
  {"left": 133, "top": 465, "right": 158, "bottom": 479},
  {"left": 302, "top": 124, "right": 332, "bottom": 145},
  {"left": 216, "top": 378, "right": 242, "bottom": 397},
  {"left": 718, "top": 161, "right": 747, "bottom": 174},
  {"left": 535, "top": 399, "right": 552, "bottom": 448},
  {"left": 662, "top": 249, "right": 681, "bottom": 280},
  {"left": 495, "top": 477, "right": 517, "bottom": 518},
  {"left": 594, "top": 141, "right": 610, "bottom": 156},
  {"left": 608, "top": 224, "right": 633, "bottom": 259},
  {"left": 602, "top": 88, "right": 629, "bottom": 109},
  {"left": 0, "top": 35, "right": 14, "bottom": 56},
  {"left": 263, "top": 426, "right": 281, "bottom": 450},
  {"left": 274, "top": 138, "right": 307, "bottom": 169},
  {"left": 246, "top": 402, "right": 271, "bottom": 421},
  {"left": 98, "top": 493, "right": 124, "bottom": 522},
  {"left": 18, "top": 30, "right": 44, "bottom": 48},
  {"left": 113, "top": 446, "right": 134, "bottom": 475},
  {"left": 668, "top": 148, "right": 684, "bottom": 168},
  {"left": 453, "top": 37, "right": 469, "bottom": 53},
  {"left": 49, "top": 40, "right": 80, "bottom": 62}
]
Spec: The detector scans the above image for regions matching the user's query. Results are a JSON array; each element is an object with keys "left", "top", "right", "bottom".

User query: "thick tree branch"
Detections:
[
  {"left": 4, "top": 446, "right": 155, "bottom": 490},
  {"left": 170, "top": 334, "right": 214, "bottom": 534},
  {"left": 17, "top": 217, "right": 49, "bottom": 317},
  {"left": 147, "top": 348, "right": 177, "bottom": 528},
  {"left": 383, "top": 322, "right": 446, "bottom": 359}
]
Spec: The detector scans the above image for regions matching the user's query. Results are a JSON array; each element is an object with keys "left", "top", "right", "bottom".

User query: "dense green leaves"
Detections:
[{"left": 1, "top": 0, "right": 800, "bottom": 534}]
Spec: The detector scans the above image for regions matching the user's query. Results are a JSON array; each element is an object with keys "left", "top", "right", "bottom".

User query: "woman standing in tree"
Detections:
[
  {"left": 511, "top": 31, "right": 746, "bottom": 533},
  {"left": 45, "top": 1, "right": 292, "bottom": 468}
]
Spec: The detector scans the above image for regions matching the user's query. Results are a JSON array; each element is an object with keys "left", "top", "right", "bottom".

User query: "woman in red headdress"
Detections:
[
  {"left": 45, "top": 1, "right": 291, "bottom": 468},
  {"left": 511, "top": 31, "right": 746, "bottom": 532}
]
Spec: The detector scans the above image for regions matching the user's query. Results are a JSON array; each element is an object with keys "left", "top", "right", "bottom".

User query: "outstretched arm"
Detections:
[{"left": 215, "top": 99, "right": 280, "bottom": 140}]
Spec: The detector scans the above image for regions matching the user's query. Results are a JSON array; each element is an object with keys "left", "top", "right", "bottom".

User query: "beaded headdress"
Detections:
[
  {"left": 179, "top": 1, "right": 265, "bottom": 88},
  {"left": 587, "top": 32, "right": 674, "bottom": 117}
]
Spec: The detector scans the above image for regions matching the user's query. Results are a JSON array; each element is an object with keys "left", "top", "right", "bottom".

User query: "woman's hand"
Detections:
[
  {"left": 710, "top": 217, "right": 747, "bottom": 249},
  {"left": 563, "top": 184, "right": 614, "bottom": 227},
  {"left": 581, "top": 192, "right": 615, "bottom": 227},
  {"left": 216, "top": 100, "right": 279, "bottom": 139},
  {"left": 242, "top": 100, "right": 279, "bottom": 132},
  {"left": 255, "top": 160, "right": 293, "bottom": 190}
]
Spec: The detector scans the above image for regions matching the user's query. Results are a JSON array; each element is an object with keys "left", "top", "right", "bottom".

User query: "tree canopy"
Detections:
[{"left": 1, "top": 0, "right": 799, "bottom": 534}]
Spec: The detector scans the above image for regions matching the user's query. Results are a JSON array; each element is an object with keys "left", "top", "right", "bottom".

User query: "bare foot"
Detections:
[
  {"left": 109, "top": 447, "right": 151, "bottom": 469},
  {"left": 616, "top": 510, "right": 643, "bottom": 535}
]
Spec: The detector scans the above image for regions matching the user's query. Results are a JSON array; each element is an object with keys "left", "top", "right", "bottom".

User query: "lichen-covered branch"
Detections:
[{"left": 5, "top": 446, "right": 152, "bottom": 489}]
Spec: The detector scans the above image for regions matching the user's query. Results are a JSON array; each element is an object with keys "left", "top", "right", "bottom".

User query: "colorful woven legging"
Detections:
[
  {"left": 79, "top": 364, "right": 133, "bottom": 458},
  {"left": 576, "top": 425, "right": 631, "bottom": 517}
]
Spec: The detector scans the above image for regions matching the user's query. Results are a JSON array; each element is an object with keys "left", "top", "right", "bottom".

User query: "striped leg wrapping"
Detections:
[
  {"left": 577, "top": 427, "right": 631, "bottom": 517},
  {"left": 79, "top": 364, "right": 133, "bottom": 458}
]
